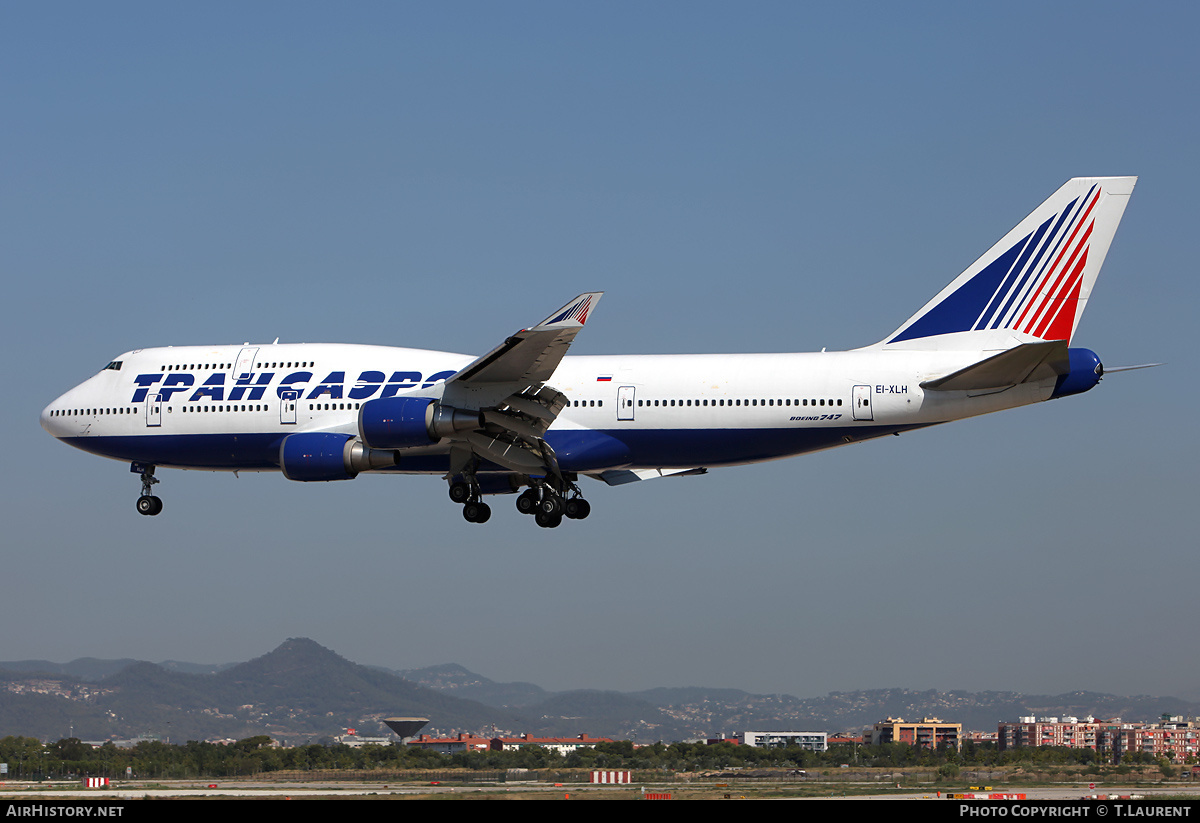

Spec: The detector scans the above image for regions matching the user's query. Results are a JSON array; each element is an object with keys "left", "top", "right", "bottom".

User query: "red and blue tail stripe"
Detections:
[
  {"left": 546, "top": 293, "right": 596, "bottom": 326},
  {"left": 890, "top": 183, "right": 1104, "bottom": 344}
]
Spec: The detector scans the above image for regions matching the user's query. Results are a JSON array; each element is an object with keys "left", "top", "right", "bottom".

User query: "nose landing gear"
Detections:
[{"left": 132, "top": 463, "right": 163, "bottom": 516}]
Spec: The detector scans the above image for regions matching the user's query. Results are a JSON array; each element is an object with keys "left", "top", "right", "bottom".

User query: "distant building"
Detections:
[
  {"left": 998, "top": 716, "right": 1112, "bottom": 753},
  {"left": 997, "top": 715, "right": 1199, "bottom": 763},
  {"left": 490, "top": 734, "right": 612, "bottom": 754},
  {"left": 336, "top": 735, "right": 394, "bottom": 747},
  {"left": 99, "top": 736, "right": 170, "bottom": 749},
  {"left": 407, "top": 733, "right": 493, "bottom": 755},
  {"left": 1112, "top": 722, "right": 1199, "bottom": 762},
  {"left": 828, "top": 734, "right": 864, "bottom": 746},
  {"left": 962, "top": 730, "right": 998, "bottom": 746},
  {"left": 738, "top": 731, "right": 828, "bottom": 751},
  {"left": 870, "top": 717, "right": 961, "bottom": 750}
]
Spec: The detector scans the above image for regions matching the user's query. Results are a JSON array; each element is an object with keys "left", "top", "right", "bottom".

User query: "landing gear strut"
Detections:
[{"left": 133, "top": 463, "right": 163, "bottom": 516}]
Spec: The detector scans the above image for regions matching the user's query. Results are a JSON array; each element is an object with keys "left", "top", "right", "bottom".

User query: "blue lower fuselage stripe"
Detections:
[{"left": 60, "top": 424, "right": 929, "bottom": 475}]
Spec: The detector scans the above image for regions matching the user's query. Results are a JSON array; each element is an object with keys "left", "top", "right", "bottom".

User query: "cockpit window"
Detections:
[{"left": 105, "top": 361, "right": 122, "bottom": 371}]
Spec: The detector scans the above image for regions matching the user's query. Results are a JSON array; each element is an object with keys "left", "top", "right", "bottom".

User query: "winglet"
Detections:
[{"left": 535, "top": 292, "right": 603, "bottom": 330}]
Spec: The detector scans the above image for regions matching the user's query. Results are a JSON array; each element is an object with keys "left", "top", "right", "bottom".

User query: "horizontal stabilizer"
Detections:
[{"left": 921, "top": 341, "right": 1067, "bottom": 392}]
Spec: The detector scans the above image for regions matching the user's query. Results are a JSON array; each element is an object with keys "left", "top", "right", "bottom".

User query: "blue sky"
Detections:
[{"left": 3, "top": 2, "right": 1196, "bottom": 707}]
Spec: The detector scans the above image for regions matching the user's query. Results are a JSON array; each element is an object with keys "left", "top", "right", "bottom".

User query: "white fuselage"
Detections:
[{"left": 40, "top": 342, "right": 1054, "bottom": 474}]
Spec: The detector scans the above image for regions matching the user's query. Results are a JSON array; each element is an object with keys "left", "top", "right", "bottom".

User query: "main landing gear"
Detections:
[
  {"left": 515, "top": 484, "right": 591, "bottom": 529},
  {"left": 133, "top": 463, "right": 163, "bottom": 516},
  {"left": 449, "top": 479, "right": 492, "bottom": 524},
  {"left": 450, "top": 477, "right": 591, "bottom": 527}
]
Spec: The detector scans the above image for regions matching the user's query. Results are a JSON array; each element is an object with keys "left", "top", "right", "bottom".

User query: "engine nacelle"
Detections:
[
  {"left": 1051, "top": 348, "right": 1103, "bottom": 399},
  {"left": 280, "top": 432, "right": 398, "bottom": 481},
  {"left": 359, "top": 396, "right": 480, "bottom": 449}
]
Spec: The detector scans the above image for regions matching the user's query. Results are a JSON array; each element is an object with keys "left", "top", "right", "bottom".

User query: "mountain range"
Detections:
[{"left": 1, "top": 639, "right": 1195, "bottom": 745}]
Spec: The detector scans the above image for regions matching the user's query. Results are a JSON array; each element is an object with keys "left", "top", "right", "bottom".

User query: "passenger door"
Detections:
[{"left": 617, "top": 386, "right": 636, "bottom": 421}]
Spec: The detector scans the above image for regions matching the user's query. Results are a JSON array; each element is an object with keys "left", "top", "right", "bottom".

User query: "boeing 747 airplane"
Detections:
[{"left": 41, "top": 177, "right": 1138, "bottom": 527}]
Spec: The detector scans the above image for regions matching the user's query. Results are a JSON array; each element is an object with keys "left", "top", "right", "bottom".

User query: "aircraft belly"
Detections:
[
  {"left": 59, "top": 433, "right": 285, "bottom": 470},
  {"left": 549, "top": 425, "right": 929, "bottom": 469}
]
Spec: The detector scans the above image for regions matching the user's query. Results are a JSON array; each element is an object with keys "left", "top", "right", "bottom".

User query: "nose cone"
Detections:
[
  {"left": 41, "top": 394, "right": 67, "bottom": 438},
  {"left": 42, "top": 385, "right": 81, "bottom": 439}
]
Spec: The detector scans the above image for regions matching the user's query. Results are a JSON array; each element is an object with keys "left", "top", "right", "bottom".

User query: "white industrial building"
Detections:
[{"left": 739, "top": 731, "right": 827, "bottom": 750}]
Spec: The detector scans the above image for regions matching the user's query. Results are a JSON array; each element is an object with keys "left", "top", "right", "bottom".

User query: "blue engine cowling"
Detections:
[
  {"left": 359, "top": 397, "right": 437, "bottom": 449},
  {"left": 280, "top": 433, "right": 398, "bottom": 481},
  {"left": 280, "top": 432, "right": 358, "bottom": 481},
  {"left": 359, "top": 396, "right": 481, "bottom": 449},
  {"left": 1051, "top": 348, "right": 1103, "bottom": 399}
]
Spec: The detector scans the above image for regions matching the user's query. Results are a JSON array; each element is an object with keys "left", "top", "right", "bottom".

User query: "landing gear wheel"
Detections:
[
  {"left": 136, "top": 495, "right": 163, "bottom": 516},
  {"left": 448, "top": 481, "right": 471, "bottom": 504},
  {"left": 462, "top": 501, "right": 492, "bottom": 523},
  {"left": 535, "top": 510, "right": 563, "bottom": 529},
  {"left": 564, "top": 498, "right": 591, "bottom": 520},
  {"left": 133, "top": 463, "right": 162, "bottom": 516},
  {"left": 516, "top": 489, "right": 539, "bottom": 515},
  {"left": 538, "top": 494, "right": 563, "bottom": 516}
]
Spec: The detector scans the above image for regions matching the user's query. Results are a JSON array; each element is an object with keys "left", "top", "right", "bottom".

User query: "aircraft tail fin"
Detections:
[{"left": 875, "top": 177, "right": 1136, "bottom": 350}]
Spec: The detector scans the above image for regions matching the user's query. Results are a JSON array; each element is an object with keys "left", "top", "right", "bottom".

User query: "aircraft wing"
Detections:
[
  {"left": 439, "top": 293, "right": 602, "bottom": 481},
  {"left": 448, "top": 293, "right": 602, "bottom": 387}
]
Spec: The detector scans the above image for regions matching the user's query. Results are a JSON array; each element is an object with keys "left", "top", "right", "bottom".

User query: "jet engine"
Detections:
[
  {"left": 358, "top": 396, "right": 481, "bottom": 450},
  {"left": 280, "top": 432, "right": 398, "bottom": 481}
]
